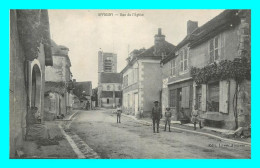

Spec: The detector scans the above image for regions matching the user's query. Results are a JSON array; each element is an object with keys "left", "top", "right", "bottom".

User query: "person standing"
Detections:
[
  {"left": 191, "top": 105, "right": 202, "bottom": 130},
  {"left": 139, "top": 107, "right": 144, "bottom": 118},
  {"left": 116, "top": 104, "right": 122, "bottom": 123},
  {"left": 164, "top": 107, "right": 172, "bottom": 132},
  {"left": 152, "top": 101, "right": 162, "bottom": 133}
]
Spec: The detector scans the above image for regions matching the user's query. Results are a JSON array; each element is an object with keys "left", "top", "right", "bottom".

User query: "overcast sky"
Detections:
[{"left": 48, "top": 9, "right": 223, "bottom": 88}]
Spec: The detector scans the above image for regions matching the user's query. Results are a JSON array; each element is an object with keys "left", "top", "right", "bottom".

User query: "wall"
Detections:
[
  {"left": 10, "top": 10, "right": 27, "bottom": 157},
  {"left": 189, "top": 24, "right": 245, "bottom": 130},
  {"left": 45, "top": 56, "right": 67, "bottom": 82},
  {"left": 143, "top": 62, "right": 162, "bottom": 115},
  {"left": 10, "top": 10, "right": 47, "bottom": 157}
]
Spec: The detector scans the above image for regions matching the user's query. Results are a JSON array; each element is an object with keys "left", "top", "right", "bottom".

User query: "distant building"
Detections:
[
  {"left": 121, "top": 28, "right": 175, "bottom": 117},
  {"left": 10, "top": 10, "right": 53, "bottom": 157},
  {"left": 73, "top": 81, "right": 93, "bottom": 109},
  {"left": 97, "top": 51, "right": 122, "bottom": 108},
  {"left": 44, "top": 40, "right": 74, "bottom": 120}
]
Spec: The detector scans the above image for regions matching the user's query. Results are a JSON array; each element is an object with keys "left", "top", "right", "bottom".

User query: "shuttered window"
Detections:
[
  {"left": 209, "top": 36, "right": 221, "bottom": 63},
  {"left": 208, "top": 82, "right": 220, "bottom": 112}
]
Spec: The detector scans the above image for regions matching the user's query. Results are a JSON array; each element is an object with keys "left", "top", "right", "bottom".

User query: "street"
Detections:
[{"left": 69, "top": 109, "right": 251, "bottom": 159}]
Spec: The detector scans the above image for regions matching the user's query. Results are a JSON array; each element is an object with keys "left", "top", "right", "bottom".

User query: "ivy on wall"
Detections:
[
  {"left": 190, "top": 57, "right": 251, "bottom": 85},
  {"left": 16, "top": 10, "right": 50, "bottom": 61}
]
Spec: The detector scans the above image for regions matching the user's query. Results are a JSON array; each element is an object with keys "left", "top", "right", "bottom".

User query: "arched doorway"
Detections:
[{"left": 31, "top": 64, "right": 41, "bottom": 109}]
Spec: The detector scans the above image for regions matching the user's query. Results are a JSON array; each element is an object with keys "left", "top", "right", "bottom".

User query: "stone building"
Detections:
[
  {"left": 10, "top": 10, "right": 53, "bottom": 157},
  {"left": 161, "top": 10, "right": 251, "bottom": 130},
  {"left": 73, "top": 81, "right": 93, "bottom": 109},
  {"left": 121, "top": 28, "right": 175, "bottom": 117},
  {"left": 97, "top": 51, "right": 122, "bottom": 108},
  {"left": 44, "top": 40, "right": 74, "bottom": 120}
]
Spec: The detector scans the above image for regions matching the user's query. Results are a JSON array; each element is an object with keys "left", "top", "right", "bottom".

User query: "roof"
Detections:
[
  {"left": 100, "top": 73, "right": 122, "bottom": 83},
  {"left": 189, "top": 10, "right": 240, "bottom": 48},
  {"left": 73, "top": 81, "right": 92, "bottom": 98},
  {"left": 16, "top": 10, "right": 53, "bottom": 66},
  {"left": 161, "top": 10, "right": 241, "bottom": 65},
  {"left": 45, "top": 81, "right": 66, "bottom": 94},
  {"left": 51, "top": 40, "right": 71, "bottom": 67},
  {"left": 121, "top": 41, "right": 175, "bottom": 73}
]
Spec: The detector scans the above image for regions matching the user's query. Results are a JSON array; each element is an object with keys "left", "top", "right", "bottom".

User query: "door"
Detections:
[
  {"left": 134, "top": 93, "right": 138, "bottom": 116},
  {"left": 177, "top": 88, "right": 182, "bottom": 120}
]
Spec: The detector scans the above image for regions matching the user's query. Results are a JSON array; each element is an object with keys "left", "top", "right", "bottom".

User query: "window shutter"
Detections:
[
  {"left": 201, "top": 84, "right": 207, "bottom": 111},
  {"left": 219, "top": 80, "right": 229, "bottom": 113},
  {"left": 181, "top": 87, "right": 185, "bottom": 108},
  {"left": 185, "top": 86, "right": 190, "bottom": 108}
]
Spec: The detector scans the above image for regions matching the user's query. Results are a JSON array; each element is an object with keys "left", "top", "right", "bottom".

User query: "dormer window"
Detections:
[{"left": 161, "top": 52, "right": 166, "bottom": 59}]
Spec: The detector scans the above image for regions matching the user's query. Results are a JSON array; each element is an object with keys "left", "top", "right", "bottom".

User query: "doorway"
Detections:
[{"left": 176, "top": 88, "right": 182, "bottom": 120}]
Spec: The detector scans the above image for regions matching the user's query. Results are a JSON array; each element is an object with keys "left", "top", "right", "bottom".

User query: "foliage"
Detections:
[
  {"left": 190, "top": 57, "right": 251, "bottom": 84},
  {"left": 16, "top": 10, "right": 50, "bottom": 61}
]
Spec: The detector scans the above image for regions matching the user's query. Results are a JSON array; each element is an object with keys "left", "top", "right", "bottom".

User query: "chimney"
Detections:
[
  {"left": 187, "top": 20, "right": 198, "bottom": 35},
  {"left": 154, "top": 28, "right": 165, "bottom": 45},
  {"left": 154, "top": 28, "right": 166, "bottom": 56},
  {"left": 158, "top": 28, "right": 162, "bottom": 35},
  {"left": 73, "top": 79, "right": 76, "bottom": 83}
]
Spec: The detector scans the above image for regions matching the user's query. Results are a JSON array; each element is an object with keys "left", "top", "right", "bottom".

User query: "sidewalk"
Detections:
[
  {"left": 22, "top": 121, "right": 78, "bottom": 158},
  {"left": 121, "top": 113, "right": 251, "bottom": 145}
]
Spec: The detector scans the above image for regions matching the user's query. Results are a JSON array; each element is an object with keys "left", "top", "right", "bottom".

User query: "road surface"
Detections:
[{"left": 69, "top": 109, "right": 251, "bottom": 159}]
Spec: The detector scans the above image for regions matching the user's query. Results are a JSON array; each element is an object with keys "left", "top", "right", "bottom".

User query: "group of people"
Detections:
[{"left": 115, "top": 100, "right": 202, "bottom": 132}]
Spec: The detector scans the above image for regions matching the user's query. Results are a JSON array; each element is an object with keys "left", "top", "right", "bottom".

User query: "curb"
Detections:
[{"left": 122, "top": 113, "right": 251, "bottom": 146}]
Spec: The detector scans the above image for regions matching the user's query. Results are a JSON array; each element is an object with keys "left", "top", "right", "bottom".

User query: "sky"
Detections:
[{"left": 48, "top": 9, "right": 223, "bottom": 88}]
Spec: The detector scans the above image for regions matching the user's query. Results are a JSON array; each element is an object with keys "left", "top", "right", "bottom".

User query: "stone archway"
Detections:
[{"left": 31, "top": 64, "right": 41, "bottom": 109}]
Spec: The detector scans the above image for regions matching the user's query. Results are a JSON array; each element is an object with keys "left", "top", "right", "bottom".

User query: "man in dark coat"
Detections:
[{"left": 152, "top": 101, "right": 162, "bottom": 133}]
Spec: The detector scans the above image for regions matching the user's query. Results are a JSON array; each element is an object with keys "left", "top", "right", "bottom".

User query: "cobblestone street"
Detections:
[{"left": 67, "top": 109, "right": 251, "bottom": 159}]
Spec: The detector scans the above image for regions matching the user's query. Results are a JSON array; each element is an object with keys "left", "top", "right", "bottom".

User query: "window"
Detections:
[
  {"left": 207, "top": 82, "right": 220, "bottom": 112},
  {"left": 170, "top": 59, "right": 176, "bottom": 76},
  {"left": 180, "top": 48, "right": 188, "bottom": 72},
  {"left": 162, "top": 52, "right": 166, "bottom": 59},
  {"left": 123, "top": 75, "right": 128, "bottom": 88},
  {"left": 107, "top": 99, "right": 109, "bottom": 104},
  {"left": 209, "top": 36, "right": 220, "bottom": 63},
  {"left": 133, "top": 68, "right": 138, "bottom": 83}
]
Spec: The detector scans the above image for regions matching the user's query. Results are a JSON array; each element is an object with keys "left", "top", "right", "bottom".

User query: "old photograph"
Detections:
[{"left": 9, "top": 9, "right": 251, "bottom": 159}]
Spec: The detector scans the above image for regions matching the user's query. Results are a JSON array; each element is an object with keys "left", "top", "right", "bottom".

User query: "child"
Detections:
[
  {"left": 164, "top": 107, "right": 172, "bottom": 132},
  {"left": 116, "top": 104, "right": 122, "bottom": 123},
  {"left": 191, "top": 105, "right": 202, "bottom": 130}
]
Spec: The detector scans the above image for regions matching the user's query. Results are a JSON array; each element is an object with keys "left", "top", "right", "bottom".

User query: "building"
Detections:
[
  {"left": 97, "top": 51, "right": 122, "bottom": 108},
  {"left": 44, "top": 40, "right": 74, "bottom": 120},
  {"left": 10, "top": 10, "right": 53, "bottom": 157},
  {"left": 121, "top": 28, "right": 175, "bottom": 117},
  {"left": 161, "top": 10, "right": 251, "bottom": 130},
  {"left": 73, "top": 81, "right": 93, "bottom": 109}
]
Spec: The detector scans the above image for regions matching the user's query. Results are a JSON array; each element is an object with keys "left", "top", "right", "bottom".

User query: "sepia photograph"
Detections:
[{"left": 9, "top": 9, "right": 251, "bottom": 159}]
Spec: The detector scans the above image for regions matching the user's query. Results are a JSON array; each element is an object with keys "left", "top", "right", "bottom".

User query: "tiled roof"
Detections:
[
  {"left": 74, "top": 81, "right": 92, "bottom": 98},
  {"left": 121, "top": 41, "right": 175, "bottom": 73},
  {"left": 100, "top": 73, "right": 122, "bottom": 83},
  {"left": 161, "top": 10, "right": 241, "bottom": 65},
  {"left": 189, "top": 10, "right": 240, "bottom": 48},
  {"left": 45, "top": 81, "right": 66, "bottom": 94}
]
